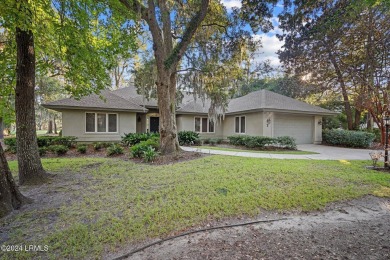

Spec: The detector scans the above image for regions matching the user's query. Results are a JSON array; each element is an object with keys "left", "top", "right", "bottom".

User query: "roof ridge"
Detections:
[{"left": 106, "top": 91, "right": 146, "bottom": 111}]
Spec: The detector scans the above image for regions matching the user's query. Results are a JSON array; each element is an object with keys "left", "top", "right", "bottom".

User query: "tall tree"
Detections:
[
  {"left": 0, "top": 0, "right": 139, "bottom": 184},
  {"left": 120, "top": 0, "right": 278, "bottom": 153},
  {"left": 278, "top": 0, "right": 389, "bottom": 132}
]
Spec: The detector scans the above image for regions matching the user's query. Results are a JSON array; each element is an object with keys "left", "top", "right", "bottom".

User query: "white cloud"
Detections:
[
  {"left": 221, "top": 0, "right": 242, "bottom": 9},
  {"left": 252, "top": 34, "right": 284, "bottom": 67}
]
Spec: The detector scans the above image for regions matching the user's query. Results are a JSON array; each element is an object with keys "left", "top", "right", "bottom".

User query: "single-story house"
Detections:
[{"left": 43, "top": 86, "right": 337, "bottom": 144}]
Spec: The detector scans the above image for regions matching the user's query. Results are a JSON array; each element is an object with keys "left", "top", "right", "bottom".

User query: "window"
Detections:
[
  {"left": 86, "top": 113, "right": 117, "bottom": 133},
  {"left": 86, "top": 113, "right": 95, "bottom": 132},
  {"left": 194, "top": 117, "right": 214, "bottom": 133},
  {"left": 235, "top": 116, "right": 246, "bottom": 133}
]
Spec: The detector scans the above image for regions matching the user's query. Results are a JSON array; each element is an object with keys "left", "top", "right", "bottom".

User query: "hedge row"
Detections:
[
  {"left": 227, "top": 135, "right": 297, "bottom": 150},
  {"left": 322, "top": 129, "right": 375, "bottom": 148},
  {"left": 4, "top": 136, "right": 77, "bottom": 149}
]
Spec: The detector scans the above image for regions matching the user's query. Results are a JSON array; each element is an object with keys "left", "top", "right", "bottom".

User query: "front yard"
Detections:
[{"left": 1, "top": 155, "right": 390, "bottom": 259}]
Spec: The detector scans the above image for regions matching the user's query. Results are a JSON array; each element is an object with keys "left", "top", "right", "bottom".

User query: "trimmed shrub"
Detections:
[
  {"left": 276, "top": 136, "right": 297, "bottom": 150},
  {"left": 106, "top": 144, "right": 124, "bottom": 156},
  {"left": 6, "top": 146, "right": 17, "bottom": 154},
  {"left": 121, "top": 132, "right": 159, "bottom": 146},
  {"left": 48, "top": 145, "right": 69, "bottom": 155},
  {"left": 5, "top": 136, "right": 77, "bottom": 148},
  {"left": 4, "top": 137, "right": 17, "bottom": 148},
  {"left": 93, "top": 142, "right": 102, "bottom": 151},
  {"left": 323, "top": 129, "right": 375, "bottom": 148},
  {"left": 38, "top": 147, "right": 47, "bottom": 156},
  {"left": 143, "top": 146, "right": 159, "bottom": 162},
  {"left": 227, "top": 135, "right": 298, "bottom": 150},
  {"left": 77, "top": 144, "right": 87, "bottom": 154},
  {"left": 178, "top": 131, "right": 200, "bottom": 145}
]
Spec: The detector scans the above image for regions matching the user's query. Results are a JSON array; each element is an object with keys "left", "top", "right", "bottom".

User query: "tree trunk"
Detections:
[
  {"left": 47, "top": 117, "right": 53, "bottom": 134},
  {"left": 353, "top": 109, "right": 361, "bottom": 130},
  {"left": 54, "top": 115, "right": 57, "bottom": 134},
  {"left": 15, "top": 27, "right": 48, "bottom": 185},
  {"left": 156, "top": 70, "right": 180, "bottom": 154},
  {"left": 0, "top": 143, "right": 31, "bottom": 218}
]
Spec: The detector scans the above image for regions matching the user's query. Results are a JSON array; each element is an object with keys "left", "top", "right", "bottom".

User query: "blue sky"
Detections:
[{"left": 221, "top": 0, "right": 285, "bottom": 68}]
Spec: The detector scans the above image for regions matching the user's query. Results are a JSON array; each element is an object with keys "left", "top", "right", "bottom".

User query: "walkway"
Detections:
[{"left": 181, "top": 144, "right": 377, "bottom": 160}]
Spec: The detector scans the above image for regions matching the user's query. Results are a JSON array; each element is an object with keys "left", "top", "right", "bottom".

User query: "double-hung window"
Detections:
[
  {"left": 194, "top": 117, "right": 214, "bottom": 133},
  {"left": 235, "top": 116, "right": 246, "bottom": 133},
  {"left": 86, "top": 113, "right": 117, "bottom": 133}
]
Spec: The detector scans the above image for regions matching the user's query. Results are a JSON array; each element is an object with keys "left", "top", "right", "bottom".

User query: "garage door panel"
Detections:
[{"left": 274, "top": 114, "right": 314, "bottom": 144}]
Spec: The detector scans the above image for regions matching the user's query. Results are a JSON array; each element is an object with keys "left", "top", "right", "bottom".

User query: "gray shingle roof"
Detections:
[
  {"left": 112, "top": 87, "right": 158, "bottom": 107},
  {"left": 44, "top": 86, "right": 336, "bottom": 116},
  {"left": 227, "top": 89, "right": 336, "bottom": 115},
  {"left": 43, "top": 90, "right": 146, "bottom": 112}
]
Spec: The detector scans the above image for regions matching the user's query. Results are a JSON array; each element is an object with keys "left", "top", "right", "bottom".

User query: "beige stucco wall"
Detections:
[
  {"left": 222, "top": 112, "right": 263, "bottom": 137},
  {"left": 314, "top": 116, "right": 323, "bottom": 144},
  {"left": 177, "top": 114, "right": 223, "bottom": 138},
  {"left": 62, "top": 109, "right": 136, "bottom": 142}
]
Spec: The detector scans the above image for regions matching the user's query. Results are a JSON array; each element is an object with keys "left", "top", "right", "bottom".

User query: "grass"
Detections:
[
  {"left": 2, "top": 156, "right": 390, "bottom": 259},
  {"left": 194, "top": 145, "right": 318, "bottom": 155}
]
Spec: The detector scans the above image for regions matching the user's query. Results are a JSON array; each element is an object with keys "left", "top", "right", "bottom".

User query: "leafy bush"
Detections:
[
  {"left": 143, "top": 146, "right": 159, "bottom": 162},
  {"left": 227, "top": 135, "right": 297, "bottom": 150},
  {"left": 323, "top": 129, "right": 375, "bottom": 148},
  {"left": 93, "top": 142, "right": 103, "bottom": 150},
  {"left": 131, "top": 137, "right": 160, "bottom": 158},
  {"left": 77, "top": 144, "right": 87, "bottom": 154},
  {"left": 5, "top": 136, "right": 77, "bottom": 148},
  {"left": 4, "top": 137, "right": 17, "bottom": 148},
  {"left": 178, "top": 131, "right": 200, "bottom": 145},
  {"left": 121, "top": 132, "right": 159, "bottom": 146},
  {"left": 6, "top": 146, "right": 17, "bottom": 154},
  {"left": 106, "top": 144, "right": 124, "bottom": 156},
  {"left": 38, "top": 147, "right": 47, "bottom": 156},
  {"left": 276, "top": 136, "right": 297, "bottom": 150},
  {"left": 48, "top": 145, "right": 69, "bottom": 155},
  {"left": 203, "top": 138, "right": 210, "bottom": 144},
  {"left": 215, "top": 138, "right": 223, "bottom": 144},
  {"left": 37, "top": 136, "right": 77, "bottom": 148}
]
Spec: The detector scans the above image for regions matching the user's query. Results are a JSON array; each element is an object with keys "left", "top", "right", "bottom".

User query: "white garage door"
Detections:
[{"left": 274, "top": 114, "right": 314, "bottom": 144}]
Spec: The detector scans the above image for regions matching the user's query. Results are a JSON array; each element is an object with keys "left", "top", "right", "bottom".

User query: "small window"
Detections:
[
  {"left": 86, "top": 112, "right": 117, "bottom": 133},
  {"left": 108, "top": 114, "right": 117, "bottom": 132},
  {"left": 86, "top": 113, "right": 95, "bottom": 132},
  {"left": 97, "top": 113, "right": 106, "bottom": 132},
  {"left": 194, "top": 117, "right": 214, "bottom": 133},
  {"left": 209, "top": 120, "right": 214, "bottom": 133},
  {"left": 195, "top": 117, "right": 201, "bottom": 132},
  {"left": 202, "top": 118, "right": 208, "bottom": 133},
  {"left": 240, "top": 116, "right": 245, "bottom": 133},
  {"left": 235, "top": 116, "right": 246, "bottom": 134},
  {"left": 235, "top": 117, "right": 240, "bottom": 133}
]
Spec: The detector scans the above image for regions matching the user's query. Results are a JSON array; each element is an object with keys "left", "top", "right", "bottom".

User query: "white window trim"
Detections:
[
  {"left": 85, "top": 112, "right": 118, "bottom": 134},
  {"left": 194, "top": 117, "right": 215, "bottom": 133},
  {"left": 234, "top": 116, "right": 246, "bottom": 134}
]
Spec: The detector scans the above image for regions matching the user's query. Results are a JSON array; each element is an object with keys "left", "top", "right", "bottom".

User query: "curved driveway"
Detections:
[{"left": 181, "top": 144, "right": 377, "bottom": 160}]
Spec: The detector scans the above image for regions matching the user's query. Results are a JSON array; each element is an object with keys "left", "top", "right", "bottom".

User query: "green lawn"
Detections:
[
  {"left": 2, "top": 156, "right": 390, "bottom": 259},
  {"left": 193, "top": 145, "right": 318, "bottom": 155}
]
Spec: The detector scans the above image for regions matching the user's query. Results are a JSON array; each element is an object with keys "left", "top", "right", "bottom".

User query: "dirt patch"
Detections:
[{"left": 112, "top": 196, "right": 390, "bottom": 260}]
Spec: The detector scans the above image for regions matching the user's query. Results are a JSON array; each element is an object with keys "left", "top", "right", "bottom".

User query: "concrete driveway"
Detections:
[{"left": 181, "top": 144, "right": 378, "bottom": 160}]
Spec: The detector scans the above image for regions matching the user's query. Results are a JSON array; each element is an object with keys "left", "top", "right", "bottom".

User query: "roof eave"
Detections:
[
  {"left": 226, "top": 108, "right": 338, "bottom": 116},
  {"left": 42, "top": 104, "right": 148, "bottom": 113}
]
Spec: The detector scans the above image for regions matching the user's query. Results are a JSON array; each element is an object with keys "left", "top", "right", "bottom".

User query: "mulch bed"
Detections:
[{"left": 5, "top": 146, "right": 208, "bottom": 166}]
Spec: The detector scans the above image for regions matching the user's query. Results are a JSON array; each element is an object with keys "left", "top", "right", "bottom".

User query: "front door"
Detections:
[{"left": 150, "top": 117, "right": 159, "bottom": 133}]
